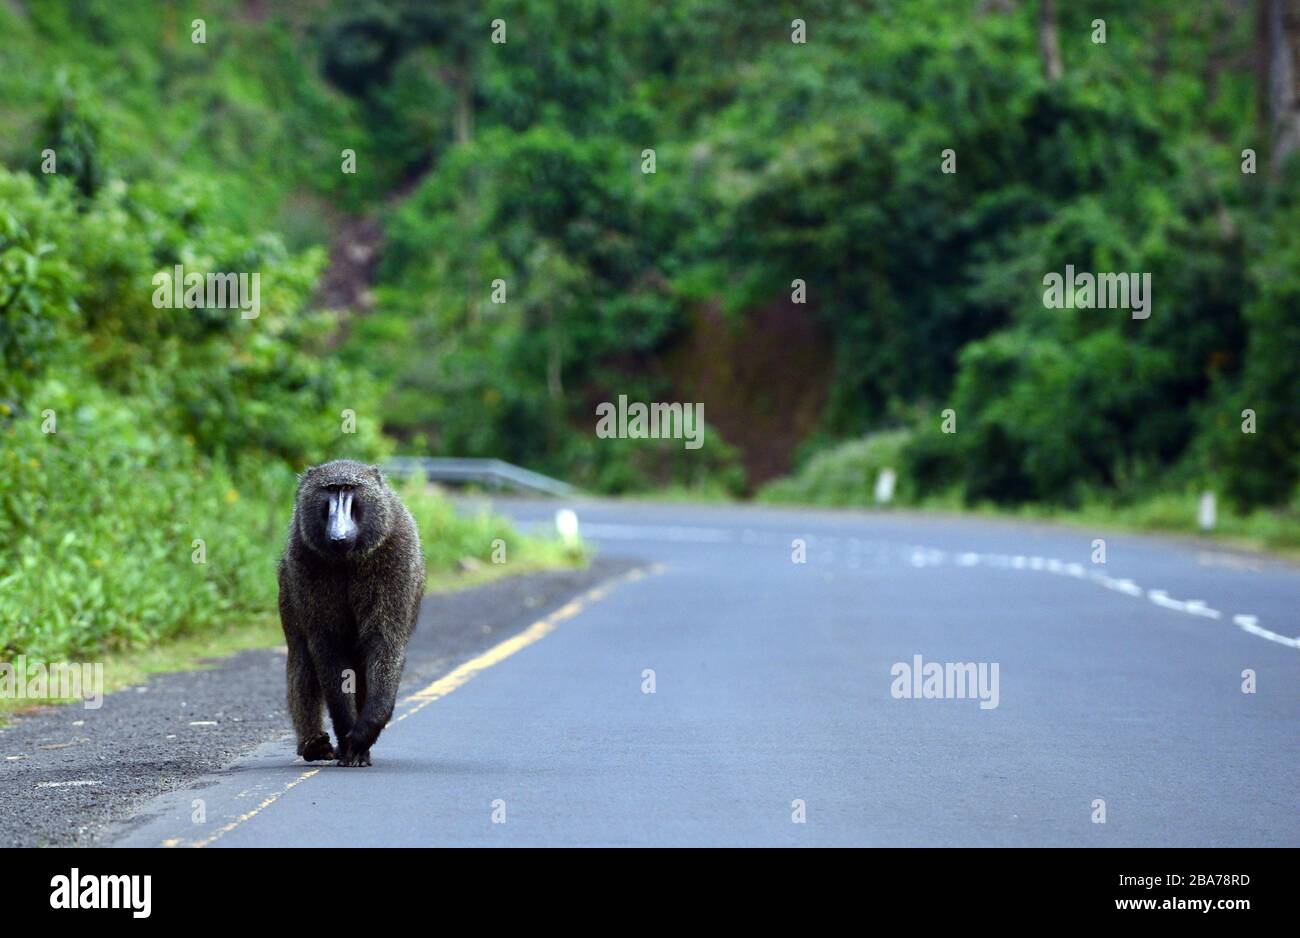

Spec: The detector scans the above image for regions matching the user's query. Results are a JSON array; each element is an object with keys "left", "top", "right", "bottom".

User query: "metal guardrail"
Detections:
[{"left": 384, "top": 457, "right": 578, "bottom": 497}]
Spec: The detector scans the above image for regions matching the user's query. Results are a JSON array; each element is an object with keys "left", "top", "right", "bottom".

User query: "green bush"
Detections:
[
  {"left": 760, "top": 431, "right": 914, "bottom": 507},
  {"left": 400, "top": 476, "right": 587, "bottom": 573},
  {"left": 1212, "top": 197, "right": 1300, "bottom": 509},
  {"left": 0, "top": 172, "right": 78, "bottom": 401},
  {"left": 0, "top": 379, "right": 293, "bottom": 660},
  {"left": 0, "top": 384, "right": 576, "bottom": 662},
  {"left": 0, "top": 163, "right": 574, "bottom": 666}
]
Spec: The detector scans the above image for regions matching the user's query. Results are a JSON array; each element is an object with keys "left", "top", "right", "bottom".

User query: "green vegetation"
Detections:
[
  {"left": 759, "top": 431, "right": 1300, "bottom": 553},
  {"left": 1, "top": 0, "right": 1297, "bottom": 677},
  {"left": 0, "top": 164, "right": 578, "bottom": 666},
  {"left": 323, "top": 0, "right": 1296, "bottom": 535},
  {"left": 0, "top": 0, "right": 585, "bottom": 668}
]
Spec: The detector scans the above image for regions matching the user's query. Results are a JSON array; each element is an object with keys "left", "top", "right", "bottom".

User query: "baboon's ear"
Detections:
[{"left": 371, "top": 466, "right": 384, "bottom": 484}]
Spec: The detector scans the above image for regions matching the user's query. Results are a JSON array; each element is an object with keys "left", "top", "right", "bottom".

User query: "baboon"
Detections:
[{"left": 278, "top": 459, "right": 425, "bottom": 767}]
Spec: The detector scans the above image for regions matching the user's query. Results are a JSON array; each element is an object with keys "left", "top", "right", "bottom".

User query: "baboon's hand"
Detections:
[
  {"left": 299, "top": 733, "right": 335, "bottom": 762},
  {"left": 335, "top": 735, "right": 372, "bottom": 767}
]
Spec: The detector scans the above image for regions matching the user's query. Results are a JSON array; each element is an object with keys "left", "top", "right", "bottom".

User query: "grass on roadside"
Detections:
[
  {"left": 757, "top": 431, "right": 1300, "bottom": 560},
  {"left": 977, "top": 496, "right": 1300, "bottom": 562},
  {"left": 0, "top": 536, "right": 586, "bottom": 722},
  {"left": 0, "top": 471, "right": 587, "bottom": 723}
]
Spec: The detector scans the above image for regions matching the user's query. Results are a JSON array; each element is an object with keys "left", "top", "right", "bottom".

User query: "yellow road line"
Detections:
[
  {"left": 170, "top": 562, "right": 663, "bottom": 848},
  {"left": 395, "top": 563, "right": 663, "bottom": 722},
  {"left": 177, "top": 769, "right": 320, "bottom": 848}
]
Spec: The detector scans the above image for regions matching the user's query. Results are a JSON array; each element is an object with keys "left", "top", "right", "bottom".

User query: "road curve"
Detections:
[{"left": 114, "top": 499, "right": 1300, "bottom": 847}]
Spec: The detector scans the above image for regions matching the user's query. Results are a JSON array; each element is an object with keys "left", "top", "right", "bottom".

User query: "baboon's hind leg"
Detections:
[{"left": 287, "top": 637, "right": 333, "bottom": 762}]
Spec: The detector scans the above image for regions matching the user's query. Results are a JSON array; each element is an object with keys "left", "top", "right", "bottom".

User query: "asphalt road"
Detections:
[
  {"left": 1, "top": 561, "right": 627, "bottom": 846},
  {"left": 114, "top": 499, "right": 1299, "bottom": 847}
]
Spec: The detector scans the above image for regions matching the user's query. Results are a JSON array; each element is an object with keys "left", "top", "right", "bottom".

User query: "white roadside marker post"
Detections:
[
  {"left": 555, "top": 508, "right": 580, "bottom": 545},
  {"left": 874, "top": 468, "right": 897, "bottom": 505},
  {"left": 1197, "top": 491, "right": 1216, "bottom": 532}
]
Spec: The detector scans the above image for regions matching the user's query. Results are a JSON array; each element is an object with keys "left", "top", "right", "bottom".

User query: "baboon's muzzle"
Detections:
[{"left": 327, "top": 488, "right": 358, "bottom": 546}]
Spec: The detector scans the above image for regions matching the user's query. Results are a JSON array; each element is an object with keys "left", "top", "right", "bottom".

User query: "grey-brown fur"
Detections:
[{"left": 277, "top": 459, "right": 425, "bottom": 767}]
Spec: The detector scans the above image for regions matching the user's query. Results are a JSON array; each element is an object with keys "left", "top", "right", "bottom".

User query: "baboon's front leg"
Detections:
[
  {"left": 309, "top": 640, "right": 358, "bottom": 756},
  {"left": 287, "top": 636, "right": 333, "bottom": 761},
  {"left": 336, "top": 634, "right": 406, "bottom": 767}
]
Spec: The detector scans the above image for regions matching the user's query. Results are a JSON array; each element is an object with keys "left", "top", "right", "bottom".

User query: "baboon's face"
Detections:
[
  {"left": 296, "top": 461, "right": 390, "bottom": 560},
  {"left": 319, "top": 483, "right": 362, "bottom": 551}
]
